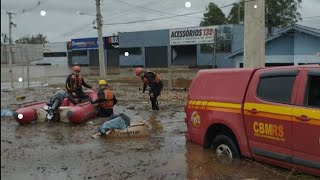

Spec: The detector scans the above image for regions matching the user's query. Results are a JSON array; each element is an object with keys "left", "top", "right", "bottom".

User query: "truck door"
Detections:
[
  {"left": 244, "top": 68, "right": 299, "bottom": 163},
  {"left": 292, "top": 68, "right": 320, "bottom": 170}
]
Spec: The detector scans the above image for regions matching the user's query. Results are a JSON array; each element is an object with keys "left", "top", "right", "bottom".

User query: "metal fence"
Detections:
[{"left": 1, "top": 44, "right": 43, "bottom": 65}]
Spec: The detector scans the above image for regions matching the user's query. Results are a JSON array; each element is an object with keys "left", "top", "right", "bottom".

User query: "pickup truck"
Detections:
[{"left": 184, "top": 65, "right": 320, "bottom": 176}]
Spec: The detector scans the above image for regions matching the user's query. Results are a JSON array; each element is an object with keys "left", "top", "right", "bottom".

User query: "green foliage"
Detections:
[
  {"left": 227, "top": 2, "right": 244, "bottom": 24},
  {"left": 15, "top": 33, "right": 48, "bottom": 44},
  {"left": 200, "top": 2, "right": 226, "bottom": 26},
  {"left": 226, "top": 0, "right": 302, "bottom": 27},
  {"left": 266, "top": 0, "right": 302, "bottom": 27}
]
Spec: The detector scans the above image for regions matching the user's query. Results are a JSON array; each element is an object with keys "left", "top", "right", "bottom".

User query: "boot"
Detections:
[
  {"left": 154, "top": 100, "right": 159, "bottom": 110},
  {"left": 46, "top": 110, "right": 54, "bottom": 122}
]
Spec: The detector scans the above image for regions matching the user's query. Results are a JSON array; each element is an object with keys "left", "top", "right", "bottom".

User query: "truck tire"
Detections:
[{"left": 211, "top": 134, "right": 240, "bottom": 164}]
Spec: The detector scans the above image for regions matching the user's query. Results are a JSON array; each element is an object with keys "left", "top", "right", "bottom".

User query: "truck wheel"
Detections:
[{"left": 211, "top": 135, "right": 240, "bottom": 164}]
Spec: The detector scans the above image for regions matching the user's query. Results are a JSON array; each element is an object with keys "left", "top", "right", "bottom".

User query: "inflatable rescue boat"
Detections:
[{"left": 13, "top": 89, "right": 98, "bottom": 124}]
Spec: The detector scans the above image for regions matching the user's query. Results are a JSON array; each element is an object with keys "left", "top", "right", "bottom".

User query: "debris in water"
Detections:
[{"left": 1, "top": 109, "right": 13, "bottom": 117}]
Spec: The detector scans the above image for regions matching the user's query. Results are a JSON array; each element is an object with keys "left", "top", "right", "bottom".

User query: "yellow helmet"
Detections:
[{"left": 98, "top": 80, "right": 107, "bottom": 86}]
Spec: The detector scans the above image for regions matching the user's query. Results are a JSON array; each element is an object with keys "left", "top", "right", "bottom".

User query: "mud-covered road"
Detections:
[{"left": 1, "top": 67, "right": 317, "bottom": 180}]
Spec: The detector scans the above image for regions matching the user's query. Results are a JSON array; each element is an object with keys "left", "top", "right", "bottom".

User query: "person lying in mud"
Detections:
[
  {"left": 44, "top": 88, "right": 78, "bottom": 121},
  {"left": 92, "top": 113, "right": 130, "bottom": 139},
  {"left": 90, "top": 80, "right": 117, "bottom": 117}
]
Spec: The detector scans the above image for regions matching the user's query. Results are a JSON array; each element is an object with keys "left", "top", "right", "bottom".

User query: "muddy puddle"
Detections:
[{"left": 1, "top": 68, "right": 317, "bottom": 180}]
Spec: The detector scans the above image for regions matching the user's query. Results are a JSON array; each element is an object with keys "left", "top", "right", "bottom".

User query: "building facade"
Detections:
[
  {"left": 225, "top": 24, "right": 320, "bottom": 67},
  {"left": 68, "top": 36, "right": 119, "bottom": 67},
  {"left": 118, "top": 25, "right": 240, "bottom": 68},
  {"left": 67, "top": 24, "right": 319, "bottom": 68}
]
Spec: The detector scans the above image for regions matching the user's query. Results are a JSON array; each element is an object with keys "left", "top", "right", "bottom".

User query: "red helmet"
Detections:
[
  {"left": 72, "top": 66, "right": 80, "bottom": 71},
  {"left": 135, "top": 67, "right": 143, "bottom": 76}
]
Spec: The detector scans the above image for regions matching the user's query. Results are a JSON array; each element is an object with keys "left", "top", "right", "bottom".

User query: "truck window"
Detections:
[
  {"left": 304, "top": 76, "right": 320, "bottom": 108},
  {"left": 257, "top": 76, "right": 296, "bottom": 104}
]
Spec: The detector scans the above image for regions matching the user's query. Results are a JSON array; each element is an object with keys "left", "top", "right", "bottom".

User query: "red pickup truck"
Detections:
[{"left": 184, "top": 65, "right": 320, "bottom": 176}]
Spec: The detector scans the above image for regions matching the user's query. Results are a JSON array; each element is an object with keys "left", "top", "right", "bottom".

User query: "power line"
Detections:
[
  {"left": 103, "top": 11, "right": 206, "bottom": 26},
  {"left": 101, "top": 1, "right": 243, "bottom": 26},
  {"left": 302, "top": 15, "right": 320, "bottom": 19},
  {"left": 115, "top": 0, "right": 203, "bottom": 20},
  {"left": 15, "top": 0, "right": 49, "bottom": 16},
  {"left": 103, "top": 0, "right": 169, "bottom": 20},
  {"left": 54, "top": 0, "right": 170, "bottom": 39},
  {"left": 113, "top": 0, "right": 192, "bottom": 25}
]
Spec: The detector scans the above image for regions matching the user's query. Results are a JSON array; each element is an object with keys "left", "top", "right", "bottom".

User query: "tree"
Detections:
[
  {"left": 266, "top": 0, "right": 302, "bottom": 27},
  {"left": 200, "top": 2, "right": 226, "bottom": 26},
  {"left": 227, "top": 0, "right": 302, "bottom": 27},
  {"left": 15, "top": 33, "right": 48, "bottom": 44},
  {"left": 227, "top": 2, "right": 244, "bottom": 24}
]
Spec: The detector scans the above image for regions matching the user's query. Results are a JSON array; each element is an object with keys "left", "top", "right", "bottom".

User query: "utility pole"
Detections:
[
  {"left": 243, "top": 0, "right": 265, "bottom": 68},
  {"left": 7, "top": 12, "right": 15, "bottom": 89},
  {"left": 95, "top": 0, "right": 106, "bottom": 78},
  {"left": 213, "top": 28, "right": 218, "bottom": 68}
]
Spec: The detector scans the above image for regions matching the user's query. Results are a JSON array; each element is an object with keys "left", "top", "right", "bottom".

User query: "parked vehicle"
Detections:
[{"left": 184, "top": 65, "right": 320, "bottom": 176}]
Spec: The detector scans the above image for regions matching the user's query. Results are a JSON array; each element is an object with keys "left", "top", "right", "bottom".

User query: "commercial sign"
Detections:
[
  {"left": 104, "top": 36, "right": 119, "bottom": 49},
  {"left": 170, "top": 26, "right": 215, "bottom": 45},
  {"left": 71, "top": 37, "right": 99, "bottom": 50}
]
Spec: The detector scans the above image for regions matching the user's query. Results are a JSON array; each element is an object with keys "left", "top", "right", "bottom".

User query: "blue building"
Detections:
[
  {"left": 225, "top": 24, "right": 320, "bottom": 67},
  {"left": 118, "top": 25, "right": 240, "bottom": 68},
  {"left": 68, "top": 36, "right": 119, "bottom": 67},
  {"left": 68, "top": 24, "right": 319, "bottom": 68}
]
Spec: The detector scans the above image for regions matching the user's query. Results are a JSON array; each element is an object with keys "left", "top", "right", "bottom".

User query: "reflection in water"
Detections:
[
  {"left": 147, "top": 112, "right": 163, "bottom": 133},
  {"left": 185, "top": 142, "right": 236, "bottom": 179},
  {"left": 184, "top": 142, "right": 287, "bottom": 179}
]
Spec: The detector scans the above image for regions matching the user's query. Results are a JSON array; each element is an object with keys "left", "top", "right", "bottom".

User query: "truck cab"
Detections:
[{"left": 185, "top": 65, "right": 320, "bottom": 176}]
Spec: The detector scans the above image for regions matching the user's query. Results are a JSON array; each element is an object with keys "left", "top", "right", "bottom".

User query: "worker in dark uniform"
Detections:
[
  {"left": 135, "top": 67, "right": 163, "bottom": 110},
  {"left": 91, "top": 80, "right": 118, "bottom": 117},
  {"left": 45, "top": 88, "right": 78, "bottom": 121},
  {"left": 65, "top": 65, "right": 93, "bottom": 102}
]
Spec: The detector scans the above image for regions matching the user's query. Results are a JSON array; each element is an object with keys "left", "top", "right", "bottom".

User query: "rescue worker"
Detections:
[
  {"left": 91, "top": 80, "right": 117, "bottom": 117},
  {"left": 45, "top": 88, "right": 78, "bottom": 121},
  {"left": 65, "top": 65, "right": 93, "bottom": 102},
  {"left": 135, "top": 67, "right": 163, "bottom": 110}
]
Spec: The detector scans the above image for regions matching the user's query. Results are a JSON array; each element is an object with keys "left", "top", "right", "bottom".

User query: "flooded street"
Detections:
[{"left": 1, "top": 66, "right": 317, "bottom": 179}]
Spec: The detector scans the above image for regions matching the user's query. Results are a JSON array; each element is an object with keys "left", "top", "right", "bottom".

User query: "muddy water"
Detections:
[{"left": 1, "top": 69, "right": 317, "bottom": 180}]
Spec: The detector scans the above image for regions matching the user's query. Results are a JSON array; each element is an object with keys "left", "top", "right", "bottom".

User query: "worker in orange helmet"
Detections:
[
  {"left": 65, "top": 65, "right": 93, "bottom": 102},
  {"left": 135, "top": 67, "right": 163, "bottom": 110}
]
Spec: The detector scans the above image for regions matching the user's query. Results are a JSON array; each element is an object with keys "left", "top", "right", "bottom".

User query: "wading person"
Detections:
[
  {"left": 91, "top": 80, "right": 117, "bottom": 117},
  {"left": 135, "top": 67, "right": 163, "bottom": 110},
  {"left": 65, "top": 65, "right": 93, "bottom": 102}
]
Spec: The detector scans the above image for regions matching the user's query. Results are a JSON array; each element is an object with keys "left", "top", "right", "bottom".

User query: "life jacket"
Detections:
[
  {"left": 142, "top": 71, "right": 161, "bottom": 85},
  {"left": 101, "top": 89, "right": 114, "bottom": 109},
  {"left": 70, "top": 74, "right": 82, "bottom": 90}
]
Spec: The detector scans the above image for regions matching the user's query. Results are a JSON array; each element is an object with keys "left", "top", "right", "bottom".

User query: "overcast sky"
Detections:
[{"left": 1, "top": 0, "right": 320, "bottom": 42}]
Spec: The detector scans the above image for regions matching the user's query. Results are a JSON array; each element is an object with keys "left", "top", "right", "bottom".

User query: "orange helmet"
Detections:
[
  {"left": 135, "top": 67, "right": 143, "bottom": 76},
  {"left": 72, "top": 66, "right": 80, "bottom": 71}
]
